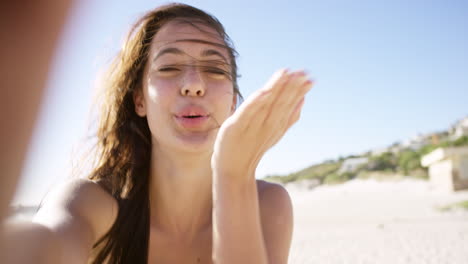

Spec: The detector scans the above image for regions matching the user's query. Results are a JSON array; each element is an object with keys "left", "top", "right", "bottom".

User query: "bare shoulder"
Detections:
[
  {"left": 256, "top": 179, "right": 293, "bottom": 214},
  {"left": 257, "top": 180, "right": 291, "bottom": 206},
  {"left": 34, "top": 177, "right": 119, "bottom": 242},
  {"left": 256, "top": 179, "right": 293, "bottom": 263}
]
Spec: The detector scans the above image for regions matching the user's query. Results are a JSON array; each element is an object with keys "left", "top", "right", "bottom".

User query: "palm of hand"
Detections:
[{"left": 212, "top": 69, "right": 313, "bottom": 179}]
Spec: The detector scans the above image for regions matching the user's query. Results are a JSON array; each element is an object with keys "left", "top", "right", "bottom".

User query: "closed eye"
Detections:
[
  {"left": 203, "top": 66, "right": 230, "bottom": 78},
  {"left": 206, "top": 69, "right": 226, "bottom": 75},
  {"left": 158, "top": 67, "right": 180, "bottom": 72}
]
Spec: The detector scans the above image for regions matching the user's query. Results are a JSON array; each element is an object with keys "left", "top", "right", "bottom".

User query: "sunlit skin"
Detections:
[
  {"left": 0, "top": 1, "right": 73, "bottom": 263},
  {"left": 135, "top": 20, "right": 313, "bottom": 263},
  {"left": 16, "top": 18, "right": 314, "bottom": 264},
  {"left": 137, "top": 21, "right": 236, "bottom": 154},
  {"left": 133, "top": 21, "right": 240, "bottom": 262}
]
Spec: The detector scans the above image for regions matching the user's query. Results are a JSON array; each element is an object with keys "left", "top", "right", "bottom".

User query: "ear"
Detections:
[
  {"left": 133, "top": 89, "right": 147, "bottom": 117},
  {"left": 230, "top": 94, "right": 237, "bottom": 114}
]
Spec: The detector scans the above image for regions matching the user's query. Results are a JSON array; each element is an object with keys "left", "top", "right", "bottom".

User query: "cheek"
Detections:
[
  {"left": 208, "top": 83, "right": 235, "bottom": 117},
  {"left": 208, "top": 81, "right": 234, "bottom": 100},
  {"left": 144, "top": 79, "right": 175, "bottom": 132},
  {"left": 146, "top": 77, "right": 175, "bottom": 101}
]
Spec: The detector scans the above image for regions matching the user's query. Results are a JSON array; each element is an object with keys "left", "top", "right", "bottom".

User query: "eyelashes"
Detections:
[
  {"left": 158, "top": 67, "right": 180, "bottom": 72},
  {"left": 156, "top": 62, "right": 233, "bottom": 80}
]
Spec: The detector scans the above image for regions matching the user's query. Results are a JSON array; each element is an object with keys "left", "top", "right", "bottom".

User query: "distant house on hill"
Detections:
[
  {"left": 402, "top": 133, "right": 430, "bottom": 151},
  {"left": 371, "top": 142, "right": 404, "bottom": 156},
  {"left": 339, "top": 157, "right": 369, "bottom": 174},
  {"left": 370, "top": 146, "right": 391, "bottom": 156},
  {"left": 450, "top": 116, "right": 468, "bottom": 140},
  {"left": 421, "top": 147, "right": 468, "bottom": 192}
]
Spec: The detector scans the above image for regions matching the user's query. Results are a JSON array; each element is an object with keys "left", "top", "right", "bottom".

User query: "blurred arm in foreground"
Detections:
[{"left": 0, "top": 1, "right": 73, "bottom": 263}]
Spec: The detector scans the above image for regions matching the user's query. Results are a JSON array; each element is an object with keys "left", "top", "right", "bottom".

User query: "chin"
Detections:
[{"left": 173, "top": 131, "right": 216, "bottom": 154}]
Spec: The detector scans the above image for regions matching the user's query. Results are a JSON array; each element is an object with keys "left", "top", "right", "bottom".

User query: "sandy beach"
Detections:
[
  {"left": 9, "top": 178, "right": 468, "bottom": 263},
  {"left": 286, "top": 178, "right": 468, "bottom": 264}
]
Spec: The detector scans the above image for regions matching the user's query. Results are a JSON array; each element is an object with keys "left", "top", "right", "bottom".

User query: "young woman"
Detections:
[{"left": 28, "top": 3, "right": 312, "bottom": 264}]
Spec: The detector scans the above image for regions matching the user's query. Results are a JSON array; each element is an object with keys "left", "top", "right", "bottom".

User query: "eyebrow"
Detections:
[
  {"left": 153, "top": 47, "right": 184, "bottom": 62},
  {"left": 153, "top": 39, "right": 229, "bottom": 63},
  {"left": 200, "top": 49, "right": 228, "bottom": 63}
]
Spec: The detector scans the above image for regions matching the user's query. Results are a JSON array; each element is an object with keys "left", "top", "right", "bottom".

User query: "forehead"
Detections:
[{"left": 150, "top": 20, "right": 229, "bottom": 59}]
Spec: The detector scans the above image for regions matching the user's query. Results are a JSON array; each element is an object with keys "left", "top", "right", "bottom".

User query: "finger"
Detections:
[
  {"left": 279, "top": 81, "right": 310, "bottom": 134},
  {"left": 274, "top": 70, "right": 307, "bottom": 101},
  {"left": 262, "top": 73, "right": 312, "bottom": 135},
  {"left": 259, "top": 94, "right": 306, "bottom": 156},
  {"left": 232, "top": 70, "right": 297, "bottom": 151},
  {"left": 233, "top": 69, "right": 290, "bottom": 129},
  {"left": 260, "top": 68, "right": 290, "bottom": 93},
  {"left": 260, "top": 71, "right": 304, "bottom": 122},
  {"left": 269, "top": 71, "right": 311, "bottom": 116},
  {"left": 264, "top": 97, "right": 306, "bottom": 151},
  {"left": 287, "top": 72, "right": 313, "bottom": 103},
  {"left": 280, "top": 76, "right": 312, "bottom": 119},
  {"left": 237, "top": 68, "right": 288, "bottom": 111},
  {"left": 284, "top": 78, "right": 313, "bottom": 114},
  {"left": 286, "top": 97, "right": 306, "bottom": 130},
  {"left": 252, "top": 77, "right": 311, "bottom": 162}
]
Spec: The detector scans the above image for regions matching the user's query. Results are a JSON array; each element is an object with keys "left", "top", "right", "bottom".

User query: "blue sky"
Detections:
[{"left": 13, "top": 0, "right": 468, "bottom": 204}]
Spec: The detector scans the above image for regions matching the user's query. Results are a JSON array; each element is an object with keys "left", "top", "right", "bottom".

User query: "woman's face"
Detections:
[{"left": 135, "top": 20, "right": 236, "bottom": 154}]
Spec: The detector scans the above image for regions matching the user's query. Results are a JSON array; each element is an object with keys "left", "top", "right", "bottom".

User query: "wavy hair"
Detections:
[{"left": 87, "top": 3, "right": 242, "bottom": 263}]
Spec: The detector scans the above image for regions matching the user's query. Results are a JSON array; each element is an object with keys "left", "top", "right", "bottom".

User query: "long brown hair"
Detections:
[{"left": 87, "top": 3, "right": 242, "bottom": 263}]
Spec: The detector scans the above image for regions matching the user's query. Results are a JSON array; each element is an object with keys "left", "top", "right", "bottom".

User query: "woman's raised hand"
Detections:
[{"left": 212, "top": 69, "right": 313, "bottom": 182}]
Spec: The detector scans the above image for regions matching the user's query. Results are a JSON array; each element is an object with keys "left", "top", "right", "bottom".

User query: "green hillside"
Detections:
[{"left": 265, "top": 135, "right": 468, "bottom": 185}]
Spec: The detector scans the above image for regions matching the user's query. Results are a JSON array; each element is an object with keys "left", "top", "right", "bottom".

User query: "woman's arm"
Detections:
[
  {"left": 0, "top": 1, "right": 73, "bottom": 260},
  {"left": 212, "top": 178, "right": 293, "bottom": 264},
  {"left": 3, "top": 178, "right": 118, "bottom": 264},
  {"left": 212, "top": 173, "right": 268, "bottom": 264},
  {"left": 0, "top": 0, "right": 73, "bottom": 226},
  {"left": 212, "top": 69, "right": 312, "bottom": 264},
  {"left": 2, "top": 221, "right": 62, "bottom": 264}
]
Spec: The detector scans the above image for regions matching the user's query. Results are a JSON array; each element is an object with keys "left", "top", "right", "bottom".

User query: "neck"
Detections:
[{"left": 149, "top": 143, "right": 213, "bottom": 241}]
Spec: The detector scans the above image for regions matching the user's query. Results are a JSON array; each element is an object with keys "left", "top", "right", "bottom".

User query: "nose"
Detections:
[{"left": 180, "top": 67, "right": 205, "bottom": 97}]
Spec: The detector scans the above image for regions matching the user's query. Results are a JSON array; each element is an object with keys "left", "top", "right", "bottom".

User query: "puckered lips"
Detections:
[{"left": 174, "top": 105, "right": 211, "bottom": 130}]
